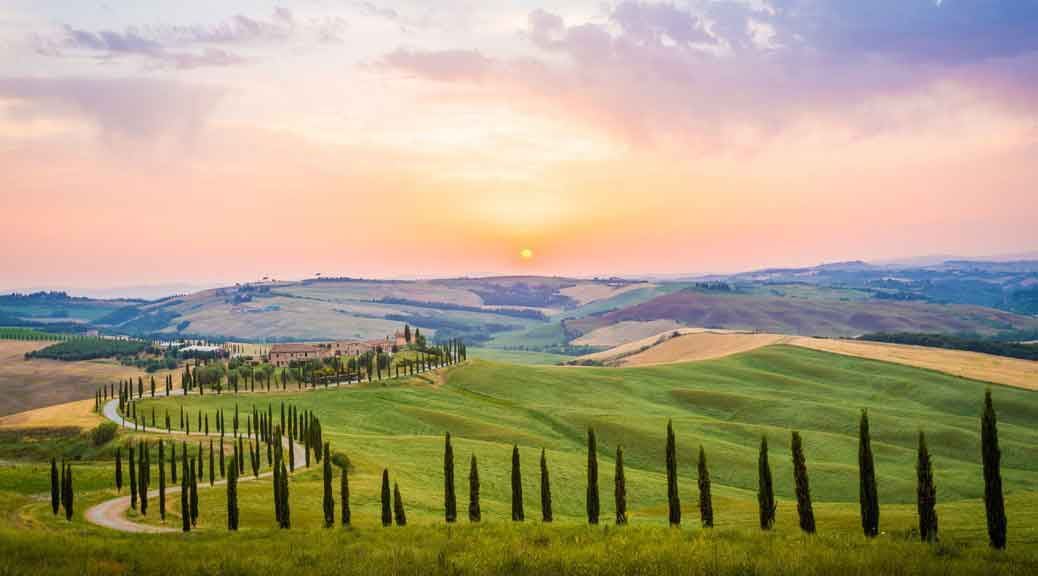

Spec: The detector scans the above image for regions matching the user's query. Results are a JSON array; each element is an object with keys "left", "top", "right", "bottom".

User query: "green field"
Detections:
[
  {"left": 125, "top": 347, "right": 1038, "bottom": 525},
  {"left": 2, "top": 345, "right": 1036, "bottom": 574},
  {"left": 467, "top": 347, "right": 571, "bottom": 365}
]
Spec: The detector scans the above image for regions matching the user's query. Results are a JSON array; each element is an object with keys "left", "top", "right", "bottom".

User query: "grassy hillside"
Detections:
[
  {"left": 1, "top": 346, "right": 1037, "bottom": 574},
  {"left": 130, "top": 347, "right": 1038, "bottom": 528},
  {"left": 568, "top": 288, "right": 1038, "bottom": 339}
]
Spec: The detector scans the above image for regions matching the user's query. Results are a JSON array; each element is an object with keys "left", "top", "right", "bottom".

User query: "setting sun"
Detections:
[{"left": 519, "top": 248, "right": 534, "bottom": 260}]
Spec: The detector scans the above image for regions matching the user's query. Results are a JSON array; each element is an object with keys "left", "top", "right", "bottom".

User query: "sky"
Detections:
[{"left": 1, "top": 1, "right": 1037, "bottom": 291}]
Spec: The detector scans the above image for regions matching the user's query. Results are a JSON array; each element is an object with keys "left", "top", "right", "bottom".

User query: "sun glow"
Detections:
[{"left": 519, "top": 248, "right": 534, "bottom": 260}]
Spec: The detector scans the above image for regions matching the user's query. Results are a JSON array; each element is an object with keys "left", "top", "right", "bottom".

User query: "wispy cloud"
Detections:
[{"left": 36, "top": 7, "right": 347, "bottom": 69}]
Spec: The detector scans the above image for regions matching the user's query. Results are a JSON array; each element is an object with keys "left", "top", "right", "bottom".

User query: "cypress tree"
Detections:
[
  {"left": 444, "top": 432, "right": 456, "bottom": 523},
  {"left": 665, "top": 419, "right": 681, "bottom": 526},
  {"left": 139, "top": 442, "right": 148, "bottom": 516},
  {"left": 189, "top": 460, "right": 198, "bottom": 526},
  {"left": 757, "top": 436, "right": 776, "bottom": 530},
  {"left": 180, "top": 449, "right": 190, "bottom": 533},
  {"left": 227, "top": 453, "right": 238, "bottom": 531},
  {"left": 50, "top": 457, "right": 59, "bottom": 515},
  {"left": 129, "top": 444, "right": 137, "bottom": 510},
  {"left": 170, "top": 442, "right": 177, "bottom": 484},
  {"left": 159, "top": 440, "right": 166, "bottom": 521},
  {"left": 982, "top": 390, "right": 1007, "bottom": 549},
  {"left": 209, "top": 440, "right": 215, "bottom": 486},
  {"left": 380, "top": 469, "right": 392, "bottom": 526},
  {"left": 540, "top": 448, "right": 552, "bottom": 522},
  {"left": 511, "top": 445, "right": 524, "bottom": 521},
  {"left": 341, "top": 459, "right": 351, "bottom": 527},
  {"left": 859, "top": 409, "right": 879, "bottom": 538},
  {"left": 220, "top": 441, "right": 226, "bottom": 479},
  {"left": 115, "top": 448, "right": 122, "bottom": 492},
  {"left": 792, "top": 431, "right": 815, "bottom": 534},
  {"left": 469, "top": 454, "right": 481, "bottom": 522},
  {"left": 916, "top": 431, "right": 938, "bottom": 543},
  {"left": 62, "top": 464, "right": 73, "bottom": 521},
  {"left": 614, "top": 445, "right": 627, "bottom": 525},
  {"left": 273, "top": 447, "right": 281, "bottom": 525},
  {"left": 698, "top": 445, "right": 713, "bottom": 528},
  {"left": 279, "top": 460, "right": 290, "bottom": 529},
  {"left": 393, "top": 482, "right": 407, "bottom": 526},
  {"left": 586, "top": 428, "right": 599, "bottom": 524},
  {"left": 288, "top": 434, "right": 295, "bottom": 472},
  {"left": 323, "top": 442, "right": 334, "bottom": 527}
]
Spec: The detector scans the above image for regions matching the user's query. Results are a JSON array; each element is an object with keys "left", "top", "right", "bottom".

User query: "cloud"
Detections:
[
  {"left": 0, "top": 76, "right": 222, "bottom": 142},
  {"left": 376, "top": 1, "right": 1038, "bottom": 149},
  {"left": 379, "top": 49, "right": 493, "bottom": 82},
  {"left": 38, "top": 7, "right": 346, "bottom": 69}
]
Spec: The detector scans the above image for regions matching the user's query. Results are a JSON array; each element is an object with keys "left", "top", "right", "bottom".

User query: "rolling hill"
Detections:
[{"left": 566, "top": 288, "right": 1038, "bottom": 340}]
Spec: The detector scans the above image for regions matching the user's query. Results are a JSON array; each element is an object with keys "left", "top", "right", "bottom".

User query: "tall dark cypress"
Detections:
[
  {"left": 444, "top": 432, "right": 456, "bottom": 523},
  {"left": 227, "top": 453, "right": 238, "bottom": 531},
  {"left": 139, "top": 442, "right": 148, "bottom": 516},
  {"left": 340, "top": 459, "right": 351, "bottom": 527},
  {"left": 381, "top": 469, "right": 392, "bottom": 526},
  {"left": 511, "top": 445, "right": 524, "bottom": 521},
  {"left": 129, "top": 444, "right": 137, "bottom": 511},
  {"left": 273, "top": 447, "right": 281, "bottom": 525},
  {"left": 62, "top": 464, "right": 73, "bottom": 521},
  {"left": 586, "top": 428, "right": 600, "bottom": 524},
  {"left": 170, "top": 442, "right": 177, "bottom": 484},
  {"left": 469, "top": 455, "right": 481, "bottom": 522},
  {"left": 209, "top": 440, "right": 215, "bottom": 486},
  {"left": 189, "top": 460, "right": 198, "bottom": 526},
  {"left": 180, "top": 449, "right": 190, "bottom": 533},
  {"left": 322, "top": 442, "right": 334, "bottom": 527},
  {"left": 281, "top": 459, "right": 292, "bottom": 529},
  {"left": 757, "top": 436, "right": 776, "bottom": 530},
  {"left": 982, "top": 390, "right": 1007, "bottom": 549},
  {"left": 115, "top": 448, "right": 122, "bottom": 493},
  {"left": 859, "top": 409, "right": 879, "bottom": 538},
  {"left": 50, "top": 457, "right": 60, "bottom": 515},
  {"left": 393, "top": 482, "right": 407, "bottom": 526},
  {"left": 665, "top": 419, "right": 681, "bottom": 526},
  {"left": 697, "top": 446, "right": 713, "bottom": 528},
  {"left": 159, "top": 440, "right": 166, "bottom": 521},
  {"left": 916, "top": 431, "right": 938, "bottom": 543},
  {"left": 792, "top": 431, "right": 815, "bottom": 534},
  {"left": 615, "top": 445, "right": 627, "bottom": 525},
  {"left": 540, "top": 448, "right": 552, "bottom": 522}
]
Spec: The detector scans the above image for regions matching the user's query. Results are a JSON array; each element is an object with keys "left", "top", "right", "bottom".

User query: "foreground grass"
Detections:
[{"left": 1, "top": 523, "right": 1036, "bottom": 576}]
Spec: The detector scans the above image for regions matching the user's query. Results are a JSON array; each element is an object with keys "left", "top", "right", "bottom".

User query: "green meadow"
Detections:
[{"left": 2, "top": 345, "right": 1037, "bottom": 574}]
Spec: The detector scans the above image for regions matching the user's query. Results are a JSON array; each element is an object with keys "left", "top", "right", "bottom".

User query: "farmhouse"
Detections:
[
  {"left": 269, "top": 343, "right": 324, "bottom": 367},
  {"left": 268, "top": 331, "right": 409, "bottom": 367}
]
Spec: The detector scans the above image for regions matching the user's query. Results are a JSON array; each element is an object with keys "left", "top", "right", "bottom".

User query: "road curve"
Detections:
[{"left": 85, "top": 394, "right": 309, "bottom": 533}]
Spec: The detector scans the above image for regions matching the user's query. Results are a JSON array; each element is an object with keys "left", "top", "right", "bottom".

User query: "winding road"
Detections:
[{"left": 85, "top": 391, "right": 309, "bottom": 533}]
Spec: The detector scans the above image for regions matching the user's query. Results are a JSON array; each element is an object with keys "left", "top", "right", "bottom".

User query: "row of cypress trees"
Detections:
[
  {"left": 424, "top": 392, "right": 1005, "bottom": 550},
  {"left": 81, "top": 389, "right": 1005, "bottom": 549}
]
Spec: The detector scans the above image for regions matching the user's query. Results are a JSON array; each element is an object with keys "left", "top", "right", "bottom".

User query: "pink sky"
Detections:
[{"left": 1, "top": 2, "right": 1037, "bottom": 290}]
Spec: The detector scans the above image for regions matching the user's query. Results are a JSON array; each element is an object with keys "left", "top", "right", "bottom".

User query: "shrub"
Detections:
[{"left": 91, "top": 422, "right": 118, "bottom": 446}]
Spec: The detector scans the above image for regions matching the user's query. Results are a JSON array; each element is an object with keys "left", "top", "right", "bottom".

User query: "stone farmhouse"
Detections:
[{"left": 269, "top": 331, "right": 408, "bottom": 367}]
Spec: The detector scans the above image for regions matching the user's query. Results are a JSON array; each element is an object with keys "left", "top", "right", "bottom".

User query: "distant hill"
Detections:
[{"left": 566, "top": 288, "right": 1038, "bottom": 339}]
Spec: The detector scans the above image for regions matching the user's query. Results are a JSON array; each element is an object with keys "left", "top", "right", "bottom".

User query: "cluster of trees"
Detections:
[
  {"left": 27, "top": 337, "right": 151, "bottom": 361},
  {"left": 0, "top": 327, "right": 70, "bottom": 341},
  {"left": 859, "top": 332, "right": 1038, "bottom": 362},
  {"left": 49, "top": 458, "right": 74, "bottom": 521}
]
